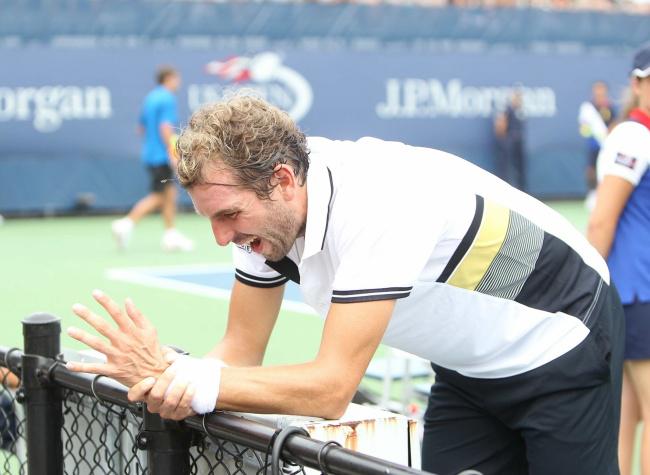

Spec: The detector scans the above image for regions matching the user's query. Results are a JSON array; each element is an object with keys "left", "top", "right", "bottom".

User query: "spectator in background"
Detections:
[
  {"left": 494, "top": 86, "right": 527, "bottom": 191},
  {"left": 1, "top": 367, "right": 19, "bottom": 451},
  {"left": 111, "top": 66, "right": 193, "bottom": 252},
  {"left": 587, "top": 43, "right": 650, "bottom": 475},
  {"left": 579, "top": 80, "right": 617, "bottom": 209}
]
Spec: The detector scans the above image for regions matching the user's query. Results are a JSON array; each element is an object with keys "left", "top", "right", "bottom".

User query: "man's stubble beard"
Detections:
[{"left": 262, "top": 199, "right": 305, "bottom": 262}]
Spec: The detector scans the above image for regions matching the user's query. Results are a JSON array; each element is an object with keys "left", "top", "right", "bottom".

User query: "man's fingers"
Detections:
[
  {"left": 72, "top": 303, "right": 119, "bottom": 342},
  {"left": 128, "top": 377, "right": 157, "bottom": 402},
  {"left": 150, "top": 367, "right": 177, "bottom": 399},
  {"left": 158, "top": 380, "right": 189, "bottom": 419},
  {"left": 146, "top": 366, "right": 177, "bottom": 413},
  {"left": 125, "top": 297, "right": 150, "bottom": 330},
  {"left": 160, "top": 384, "right": 196, "bottom": 421},
  {"left": 67, "top": 327, "right": 116, "bottom": 357},
  {"left": 92, "top": 289, "right": 136, "bottom": 333},
  {"left": 178, "top": 385, "right": 195, "bottom": 413}
]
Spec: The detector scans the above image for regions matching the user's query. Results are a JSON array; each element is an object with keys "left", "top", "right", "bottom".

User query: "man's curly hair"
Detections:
[{"left": 176, "top": 95, "right": 310, "bottom": 199}]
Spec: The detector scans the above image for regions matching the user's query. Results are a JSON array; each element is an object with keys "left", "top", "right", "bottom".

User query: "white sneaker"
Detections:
[
  {"left": 111, "top": 218, "right": 134, "bottom": 250},
  {"left": 161, "top": 229, "right": 194, "bottom": 252}
]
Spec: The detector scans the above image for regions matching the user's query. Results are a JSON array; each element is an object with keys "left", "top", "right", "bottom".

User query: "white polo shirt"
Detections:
[{"left": 234, "top": 137, "right": 610, "bottom": 379}]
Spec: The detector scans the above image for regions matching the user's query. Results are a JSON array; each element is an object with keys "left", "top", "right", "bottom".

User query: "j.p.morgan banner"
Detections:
[{"left": 0, "top": 46, "right": 628, "bottom": 212}]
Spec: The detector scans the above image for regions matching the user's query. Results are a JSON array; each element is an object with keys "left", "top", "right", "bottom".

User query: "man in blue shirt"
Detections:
[{"left": 112, "top": 66, "right": 193, "bottom": 252}]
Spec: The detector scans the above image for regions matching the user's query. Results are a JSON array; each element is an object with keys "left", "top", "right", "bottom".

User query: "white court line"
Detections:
[
  {"left": 108, "top": 263, "right": 234, "bottom": 276},
  {"left": 106, "top": 265, "right": 317, "bottom": 316}
]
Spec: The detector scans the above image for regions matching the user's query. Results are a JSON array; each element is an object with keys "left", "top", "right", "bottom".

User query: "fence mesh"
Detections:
[
  {"left": 1, "top": 368, "right": 26, "bottom": 475},
  {"left": 61, "top": 390, "right": 147, "bottom": 474},
  {"left": 191, "top": 436, "right": 306, "bottom": 475},
  {"left": 1, "top": 363, "right": 308, "bottom": 475},
  {"left": 0, "top": 341, "right": 424, "bottom": 475}
]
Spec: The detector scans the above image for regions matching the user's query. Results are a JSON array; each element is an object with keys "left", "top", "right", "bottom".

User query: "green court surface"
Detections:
[
  {"left": 0, "top": 212, "right": 324, "bottom": 364},
  {"left": 1, "top": 199, "right": 588, "bottom": 358}
]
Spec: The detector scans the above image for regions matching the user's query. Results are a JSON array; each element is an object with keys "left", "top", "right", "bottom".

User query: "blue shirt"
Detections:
[{"left": 139, "top": 86, "right": 178, "bottom": 166}]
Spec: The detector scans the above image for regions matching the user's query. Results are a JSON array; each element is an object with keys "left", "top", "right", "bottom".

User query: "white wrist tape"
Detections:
[{"left": 165, "top": 355, "right": 227, "bottom": 414}]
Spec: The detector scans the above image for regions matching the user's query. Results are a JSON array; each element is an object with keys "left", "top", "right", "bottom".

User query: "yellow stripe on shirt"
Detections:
[{"left": 448, "top": 200, "right": 510, "bottom": 291}]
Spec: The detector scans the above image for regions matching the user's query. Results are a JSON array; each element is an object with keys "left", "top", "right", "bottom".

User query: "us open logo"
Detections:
[{"left": 187, "top": 52, "right": 313, "bottom": 122}]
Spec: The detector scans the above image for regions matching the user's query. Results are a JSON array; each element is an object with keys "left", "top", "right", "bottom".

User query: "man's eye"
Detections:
[{"left": 225, "top": 212, "right": 239, "bottom": 219}]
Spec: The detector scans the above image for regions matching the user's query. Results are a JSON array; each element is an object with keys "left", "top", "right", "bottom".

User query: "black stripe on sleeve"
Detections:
[
  {"left": 235, "top": 269, "right": 289, "bottom": 288},
  {"left": 436, "top": 194, "right": 484, "bottom": 283},
  {"left": 236, "top": 269, "right": 288, "bottom": 282},
  {"left": 331, "top": 286, "right": 412, "bottom": 304},
  {"left": 332, "top": 286, "right": 412, "bottom": 296}
]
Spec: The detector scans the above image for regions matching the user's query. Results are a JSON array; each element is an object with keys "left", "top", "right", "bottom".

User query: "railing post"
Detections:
[
  {"left": 21, "top": 313, "right": 63, "bottom": 475},
  {"left": 137, "top": 408, "right": 192, "bottom": 474}
]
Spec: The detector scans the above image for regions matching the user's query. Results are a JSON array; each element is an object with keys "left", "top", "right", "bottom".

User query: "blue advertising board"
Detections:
[{"left": 0, "top": 45, "right": 630, "bottom": 213}]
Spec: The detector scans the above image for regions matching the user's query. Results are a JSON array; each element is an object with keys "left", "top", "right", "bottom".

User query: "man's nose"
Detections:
[{"left": 211, "top": 221, "right": 234, "bottom": 246}]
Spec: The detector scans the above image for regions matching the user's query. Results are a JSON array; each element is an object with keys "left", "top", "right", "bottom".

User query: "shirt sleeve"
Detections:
[
  {"left": 232, "top": 245, "right": 289, "bottom": 288},
  {"left": 597, "top": 122, "right": 650, "bottom": 186}
]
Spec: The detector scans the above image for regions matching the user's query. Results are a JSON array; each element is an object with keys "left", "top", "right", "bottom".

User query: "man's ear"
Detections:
[{"left": 274, "top": 164, "right": 298, "bottom": 199}]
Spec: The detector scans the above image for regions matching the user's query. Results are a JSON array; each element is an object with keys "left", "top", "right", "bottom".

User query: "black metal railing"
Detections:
[{"left": 0, "top": 313, "right": 426, "bottom": 475}]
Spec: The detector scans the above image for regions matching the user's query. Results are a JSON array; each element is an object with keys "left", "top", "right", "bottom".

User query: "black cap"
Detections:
[{"left": 632, "top": 43, "right": 650, "bottom": 78}]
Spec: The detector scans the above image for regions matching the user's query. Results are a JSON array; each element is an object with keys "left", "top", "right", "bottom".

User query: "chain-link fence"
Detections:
[
  {"left": 0, "top": 314, "right": 425, "bottom": 475},
  {"left": 1, "top": 363, "right": 25, "bottom": 475}
]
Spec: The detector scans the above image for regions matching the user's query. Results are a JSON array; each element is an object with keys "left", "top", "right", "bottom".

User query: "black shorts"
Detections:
[
  {"left": 623, "top": 299, "right": 650, "bottom": 360},
  {"left": 148, "top": 164, "right": 174, "bottom": 193},
  {"left": 422, "top": 284, "right": 625, "bottom": 475}
]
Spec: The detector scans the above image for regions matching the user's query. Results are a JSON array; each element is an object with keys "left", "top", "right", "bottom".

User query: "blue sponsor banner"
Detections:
[{"left": 0, "top": 45, "right": 629, "bottom": 213}]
